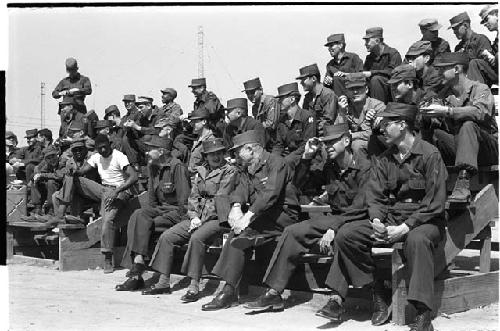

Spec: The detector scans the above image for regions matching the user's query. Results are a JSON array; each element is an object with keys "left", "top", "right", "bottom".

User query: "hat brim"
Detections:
[
  {"left": 324, "top": 41, "right": 342, "bottom": 47},
  {"left": 433, "top": 61, "right": 456, "bottom": 67},
  {"left": 345, "top": 82, "right": 367, "bottom": 89},
  {"left": 377, "top": 111, "right": 403, "bottom": 118},
  {"left": 188, "top": 84, "right": 204, "bottom": 88},
  {"left": 122, "top": 99, "right": 135, "bottom": 102},
  {"left": 202, "top": 146, "right": 226, "bottom": 154},
  {"left": 242, "top": 87, "right": 259, "bottom": 92},
  {"left": 448, "top": 22, "right": 461, "bottom": 29},
  {"left": 70, "top": 143, "right": 86, "bottom": 149},
  {"left": 319, "top": 133, "right": 344, "bottom": 142},
  {"left": 387, "top": 77, "right": 404, "bottom": 84}
]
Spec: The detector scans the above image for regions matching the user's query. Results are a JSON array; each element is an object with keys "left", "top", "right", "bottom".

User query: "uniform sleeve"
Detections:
[
  {"left": 352, "top": 53, "right": 364, "bottom": 72},
  {"left": 79, "top": 76, "right": 92, "bottom": 96},
  {"left": 188, "top": 146, "right": 203, "bottom": 174},
  {"left": 405, "top": 152, "right": 447, "bottom": 229},
  {"left": 52, "top": 79, "right": 65, "bottom": 99},
  {"left": 323, "top": 93, "right": 339, "bottom": 123},
  {"left": 216, "top": 165, "right": 238, "bottom": 196},
  {"left": 293, "top": 158, "right": 313, "bottom": 191},
  {"left": 171, "top": 104, "right": 183, "bottom": 118},
  {"left": 370, "top": 50, "right": 402, "bottom": 77},
  {"left": 475, "top": 34, "right": 493, "bottom": 57},
  {"left": 366, "top": 156, "right": 390, "bottom": 221},
  {"left": 205, "top": 94, "right": 225, "bottom": 120},
  {"left": 174, "top": 163, "right": 191, "bottom": 214},
  {"left": 23, "top": 147, "right": 43, "bottom": 165},
  {"left": 261, "top": 97, "right": 280, "bottom": 130},
  {"left": 248, "top": 159, "right": 288, "bottom": 217},
  {"left": 353, "top": 99, "right": 386, "bottom": 141},
  {"left": 187, "top": 173, "right": 201, "bottom": 220},
  {"left": 229, "top": 172, "right": 250, "bottom": 205},
  {"left": 452, "top": 84, "right": 494, "bottom": 122}
]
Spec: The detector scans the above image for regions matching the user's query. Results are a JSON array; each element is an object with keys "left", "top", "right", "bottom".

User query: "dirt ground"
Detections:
[{"left": 7, "top": 258, "right": 499, "bottom": 331}]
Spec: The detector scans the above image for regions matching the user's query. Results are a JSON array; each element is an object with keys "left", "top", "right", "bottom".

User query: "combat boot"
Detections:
[
  {"left": 409, "top": 308, "right": 434, "bottom": 331},
  {"left": 371, "top": 283, "right": 390, "bottom": 326},
  {"left": 448, "top": 169, "right": 471, "bottom": 203}
]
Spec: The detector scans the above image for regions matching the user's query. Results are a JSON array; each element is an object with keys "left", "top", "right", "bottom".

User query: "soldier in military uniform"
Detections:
[
  {"left": 388, "top": 65, "right": 426, "bottom": 106},
  {"left": 6, "top": 131, "right": 22, "bottom": 179},
  {"left": 120, "top": 94, "right": 140, "bottom": 126},
  {"left": 160, "top": 88, "right": 183, "bottom": 121},
  {"left": 417, "top": 19, "right": 451, "bottom": 62},
  {"left": 242, "top": 77, "right": 279, "bottom": 152},
  {"left": 52, "top": 57, "right": 92, "bottom": 114},
  {"left": 189, "top": 78, "right": 225, "bottom": 137},
  {"left": 58, "top": 97, "right": 89, "bottom": 139},
  {"left": 244, "top": 123, "right": 371, "bottom": 312},
  {"left": 116, "top": 135, "right": 190, "bottom": 291},
  {"left": 316, "top": 103, "right": 447, "bottom": 331},
  {"left": 187, "top": 108, "right": 217, "bottom": 173},
  {"left": 362, "top": 27, "right": 403, "bottom": 103},
  {"left": 156, "top": 116, "right": 189, "bottom": 163},
  {"left": 479, "top": 5, "right": 498, "bottom": 81},
  {"left": 272, "top": 83, "right": 316, "bottom": 167},
  {"left": 223, "top": 97, "right": 264, "bottom": 148},
  {"left": 450, "top": 12, "right": 498, "bottom": 86},
  {"left": 17, "top": 129, "right": 44, "bottom": 183},
  {"left": 405, "top": 41, "right": 444, "bottom": 99},
  {"left": 140, "top": 138, "right": 238, "bottom": 302},
  {"left": 298, "top": 63, "right": 340, "bottom": 130},
  {"left": 323, "top": 33, "right": 364, "bottom": 96},
  {"left": 37, "top": 128, "right": 53, "bottom": 153},
  {"left": 420, "top": 52, "right": 498, "bottom": 203},
  {"left": 201, "top": 130, "right": 300, "bottom": 311}
]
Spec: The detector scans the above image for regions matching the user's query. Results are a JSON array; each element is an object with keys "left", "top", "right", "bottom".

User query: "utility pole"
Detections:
[
  {"left": 197, "top": 25, "right": 204, "bottom": 78},
  {"left": 40, "top": 82, "right": 45, "bottom": 128}
]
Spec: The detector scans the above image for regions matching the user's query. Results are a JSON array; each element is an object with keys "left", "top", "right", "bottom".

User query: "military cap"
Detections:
[
  {"left": 122, "top": 94, "right": 136, "bottom": 102},
  {"left": 344, "top": 73, "right": 367, "bottom": 88},
  {"left": 433, "top": 52, "right": 469, "bottom": 67},
  {"left": 65, "top": 57, "right": 78, "bottom": 70},
  {"left": 296, "top": 64, "right": 321, "bottom": 80},
  {"left": 324, "top": 33, "right": 345, "bottom": 47},
  {"left": 406, "top": 40, "right": 433, "bottom": 57},
  {"left": 68, "top": 121, "right": 84, "bottom": 131},
  {"left": 5, "top": 139, "right": 15, "bottom": 146},
  {"left": 188, "top": 108, "right": 210, "bottom": 120},
  {"left": 388, "top": 65, "right": 417, "bottom": 84},
  {"left": 188, "top": 78, "right": 207, "bottom": 87},
  {"left": 136, "top": 96, "right": 153, "bottom": 104},
  {"left": 226, "top": 98, "right": 248, "bottom": 111},
  {"left": 43, "top": 145, "right": 59, "bottom": 157},
  {"left": 25, "top": 129, "right": 38, "bottom": 138},
  {"left": 104, "top": 105, "right": 120, "bottom": 116},
  {"left": 154, "top": 116, "right": 180, "bottom": 128},
  {"left": 85, "top": 138, "right": 95, "bottom": 150},
  {"left": 242, "top": 77, "right": 262, "bottom": 92},
  {"left": 6, "top": 131, "right": 17, "bottom": 140},
  {"left": 202, "top": 138, "right": 226, "bottom": 154},
  {"left": 59, "top": 96, "right": 76, "bottom": 107},
  {"left": 144, "top": 135, "right": 173, "bottom": 150},
  {"left": 160, "top": 88, "right": 178, "bottom": 98},
  {"left": 94, "top": 120, "right": 113, "bottom": 129},
  {"left": 418, "top": 18, "right": 442, "bottom": 31},
  {"left": 230, "top": 129, "right": 264, "bottom": 150},
  {"left": 70, "top": 138, "right": 86, "bottom": 150},
  {"left": 378, "top": 102, "right": 418, "bottom": 122},
  {"left": 448, "top": 12, "right": 470, "bottom": 29},
  {"left": 38, "top": 128, "right": 53, "bottom": 139},
  {"left": 363, "top": 27, "right": 383, "bottom": 39},
  {"left": 319, "top": 123, "right": 350, "bottom": 142},
  {"left": 480, "top": 5, "right": 498, "bottom": 24},
  {"left": 276, "top": 82, "right": 301, "bottom": 98}
]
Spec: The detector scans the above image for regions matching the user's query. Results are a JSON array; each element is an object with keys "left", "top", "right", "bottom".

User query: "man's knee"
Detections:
[
  {"left": 158, "top": 230, "right": 177, "bottom": 245},
  {"left": 405, "top": 230, "right": 432, "bottom": 252},
  {"left": 370, "top": 75, "right": 386, "bottom": 86},
  {"left": 459, "top": 120, "right": 479, "bottom": 134},
  {"left": 283, "top": 221, "right": 310, "bottom": 240}
]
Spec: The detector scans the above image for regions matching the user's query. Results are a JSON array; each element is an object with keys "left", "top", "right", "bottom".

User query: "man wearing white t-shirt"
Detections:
[{"left": 71, "top": 134, "right": 138, "bottom": 273}]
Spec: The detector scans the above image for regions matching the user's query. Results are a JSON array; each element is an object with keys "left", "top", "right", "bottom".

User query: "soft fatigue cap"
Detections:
[
  {"left": 38, "top": 128, "right": 52, "bottom": 139},
  {"left": 105, "top": 105, "right": 120, "bottom": 116},
  {"left": 242, "top": 77, "right": 262, "bottom": 92},
  {"left": 122, "top": 94, "right": 136, "bottom": 102},
  {"left": 70, "top": 138, "right": 86, "bottom": 150},
  {"left": 144, "top": 136, "right": 173, "bottom": 150},
  {"left": 296, "top": 64, "right": 321, "bottom": 80},
  {"left": 65, "top": 57, "right": 78, "bottom": 70},
  {"left": 433, "top": 52, "right": 470, "bottom": 67},
  {"left": 320, "top": 123, "right": 350, "bottom": 142},
  {"left": 324, "top": 33, "right": 345, "bottom": 46},
  {"left": 388, "top": 65, "right": 417, "bottom": 84},
  {"left": 480, "top": 5, "right": 498, "bottom": 23},
  {"left": 136, "top": 96, "right": 153, "bottom": 104},
  {"left": 345, "top": 73, "right": 367, "bottom": 88},
  {"left": 25, "top": 129, "right": 38, "bottom": 138},
  {"left": 94, "top": 120, "right": 112, "bottom": 129},
  {"left": 449, "top": 12, "right": 471, "bottom": 29},
  {"left": 6, "top": 131, "right": 17, "bottom": 140},
  {"left": 378, "top": 102, "right": 418, "bottom": 122},
  {"left": 406, "top": 40, "right": 433, "bottom": 57},
  {"left": 160, "top": 88, "right": 178, "bottom": 98},
  {"left": 188, "top": 108, "right": 210, "bottom": 120},
  {"left": 43, "top": 145, "right": 59, "bottom": 157},
  {"left": 226, "top": 98, "right": 248, "bottom": 111},
  {"left": 276, "top": 82, "right": 300, "bottom": 98},
  {"left": 202, "top": 138, "right": 226, "bottom": 154},
  {"left": 154, "top": 116, "right": 180, "bottom": 128},
  {"left": 188, "top": 78, "right": 207, "bottom": 87},
  {"left": 230, "top": 129, "right": 264, "bottom": 150},
  {"left": 418, "top": 18, "right": 442, "bottom": 31},
  {"left": 363, "top": 27, "right": 383, "bottom": 39}
]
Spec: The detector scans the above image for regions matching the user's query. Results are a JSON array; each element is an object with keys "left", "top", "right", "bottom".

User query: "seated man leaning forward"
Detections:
[
  {"left": 115, "top": 136, "right": 190, "bottom": 291},
  {"left": 244, "top": 122, "right": 371, "bottom": 312},
  {"left": 67, "top": 134, "right": 138, "bottom": 273},
  {"left": 142, "top": 138, "right": 238, "bottom": 301},
  {"left": 201, "top": 130, "right": 301, "bottom": 311},
  {"left": 316, "top": 102, "right": 447, "bottom": 331}
]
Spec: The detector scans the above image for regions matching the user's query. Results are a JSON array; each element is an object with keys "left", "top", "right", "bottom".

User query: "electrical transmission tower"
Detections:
[{"left": 197, "top": 25, "right": 204, "bottom": 78}]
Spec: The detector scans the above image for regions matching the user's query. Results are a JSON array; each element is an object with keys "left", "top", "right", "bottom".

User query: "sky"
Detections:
[{"left": 6, "top": 3, "right": 497, "bottom": 144}]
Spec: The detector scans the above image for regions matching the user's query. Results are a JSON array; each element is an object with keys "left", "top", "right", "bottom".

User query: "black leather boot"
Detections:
[{"left": 448, "top": 169, "right": 471, "bottom": 203}]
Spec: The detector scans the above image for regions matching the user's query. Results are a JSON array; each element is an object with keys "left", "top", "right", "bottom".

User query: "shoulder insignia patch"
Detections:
[{"left": 308, "top": 117, "right": 314, "bottom": 123}]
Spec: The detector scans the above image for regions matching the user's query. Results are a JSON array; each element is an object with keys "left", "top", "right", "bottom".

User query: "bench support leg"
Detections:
[
  {"left": 479, "top": 227, "right": 492, "bottom": 273},
  {"left": 391, "top": 248, "right": 407, "bottom": 325}
]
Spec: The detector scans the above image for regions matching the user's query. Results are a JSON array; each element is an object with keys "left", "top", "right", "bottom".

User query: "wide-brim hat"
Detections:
[
  {"left": 319, "top": 123, "right": 350, "bottom": 142},
  {"left": 202, "top": 138, "right": 226, "bottom": 154}
]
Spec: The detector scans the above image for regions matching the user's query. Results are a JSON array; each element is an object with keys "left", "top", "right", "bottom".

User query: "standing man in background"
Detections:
[{"left": 52, "top": 57, "right": 92, "bottom": 114}]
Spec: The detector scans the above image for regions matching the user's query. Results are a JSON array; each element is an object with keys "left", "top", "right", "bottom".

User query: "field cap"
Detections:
[
  {"left": 230, "top": 130, "right": 264, "bottom": 150},
  {"left": 406, "top": 41, "right": 433, "bottom": 57},
  {"left": 188, "top": 108, "right": 210, "bottom": 120},
  {"left": 480, "top": 5, "right": 498, "bottom": 24},
  {"left": 320, "top": 123, "right": 350, "bottom": 142},
  {"left": 226, "top": 98, "right": 248, "bottom": 111},
  {"left": 188, "top": 78, "right": 207, "bottom": 88},
  {"left": 388, "top": 65, "right": 417, "bottom": 84},
  {"left": 122, "top": 94, "right": 136, "bottom": 102},
  {"left": 449, "top": 12, "right": 471, "bottom": 29},
  {"left": 202, "top": 138, "right": 226, "bottom": 154},
  {"left": 296, "top": 64, "right": 320, "bottom": 80},
  {"left": 136, "top": 96, "right": 153, "bottom": 104},
  {"left": 276, "top": 82, "right": 300, "bottom": 98},
  {"left": 161, "top": 88, "right": 178, "bottom": 98},
  {"left": 363, "top": 27, "right": 383, "bottom": 39},
  {"left": 324, "top": 33, "right": 345, "bottom": 46},
  {"left": 418, "top": 18, "right": 442, "bottom": 31},
  {"left": 25, "top": 129, "right": 38, "bottom": 138},
  {"left": 242, "top": 77, "right": 262, "bottom": 92},
  {"left": 344, "top": 73, "right": 367, "bottom": 88},
  {"left": 378, "top": 102, "right": 418, "bottom": 122},
  {"left": 105, "top": 105, "right": 120, "bottom": 116}
]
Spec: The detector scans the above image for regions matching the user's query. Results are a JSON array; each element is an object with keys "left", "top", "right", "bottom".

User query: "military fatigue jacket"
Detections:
[
  {"left": 59, "top": 112, "right": 88, "bottom": 139},
  {"left": 7, "top": 147, "right": 21, "bottom": 161},
  {"left": 188, "top": 130, "right": 216, "bottom": 173},
  {"left": 34, "top": 159, "right": 62, "bottom": 182},
  {"left": 343, "top": 97, "right": 386, "bottom": 142},
  {"left": 193, "top": 90, "right": 225, "bottom": 122},
  {"left": 162, "top": 101, "right": 183, "bottom": 121},
  {"left": 253, "top": 94, "right": 280, "bottom": 130},
  {"left": 417, "top": 65, "right": 443, "bottom": 100},
  {"left": 455, "top": 31, "right": 493, "bottom": 60},
  {"left": 52, "top": 73, "right": 92, "bottom": 111},
  {"left": 325, "top": 51, "right": 364, "bottom": 77},
  {"left": 420, "top": 37, "right": 451, "bottom": 62},
  {"left": 148, "top": 156, "right": 191, "bottom": 215},
  {"left": 367, "top": 137, "right": 447, "bottom": 229},
  {"left": 273, "top": 107, "right": 316, "bottom": 160},
  {"left": 230, "top": 151, "right": 300, "bottom": 219},
  {"left": 363, "top": 44, "right": 403, "bottom": 78},
  {"left": 303, "top": 83, "right": 339, "bottom": 123},
  {"left": 187, "top": 162, "right": 238, "bottom": 223},
  {"left": 223, "top": 116, "right": 265, "bottom": 148},
  {"left": 18, "top": 143, "right": 43, "bottom": 166}
]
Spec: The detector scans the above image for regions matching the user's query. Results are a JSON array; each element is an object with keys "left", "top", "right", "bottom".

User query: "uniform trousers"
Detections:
[
  {"left": 368, "top": 75, "right": 391, "bottom": 104},
  {"left": 325, "top": 218, "right": 443, "bottom": 310},
  {"left": 31, "top": 179, "right": 59, "bottom": 210},
  {"left": 467, "top": 59, "right": 498, "bottom": 87},
  {"left": 331, "top": 76, "right": 348, "bottom": 98},
  {"left": 212, "top": 206, "right": 299, "bottom": 287},
  {"left": 432, "top": 120, "right": 498, "bottom": 170},
  {"left": 263, "top": 215, "right": 343, "bottom": 293},
  {"left": 149, "top": 219, "right": 224, "bottom": 280}
]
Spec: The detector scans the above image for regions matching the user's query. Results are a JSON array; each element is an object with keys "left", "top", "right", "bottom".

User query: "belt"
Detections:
[
  {"left": 398, "top": 198, "right": 419, "bottom": 203},
  {"left": 102, "top": 184, "right": 117, "bottom": 188}
]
